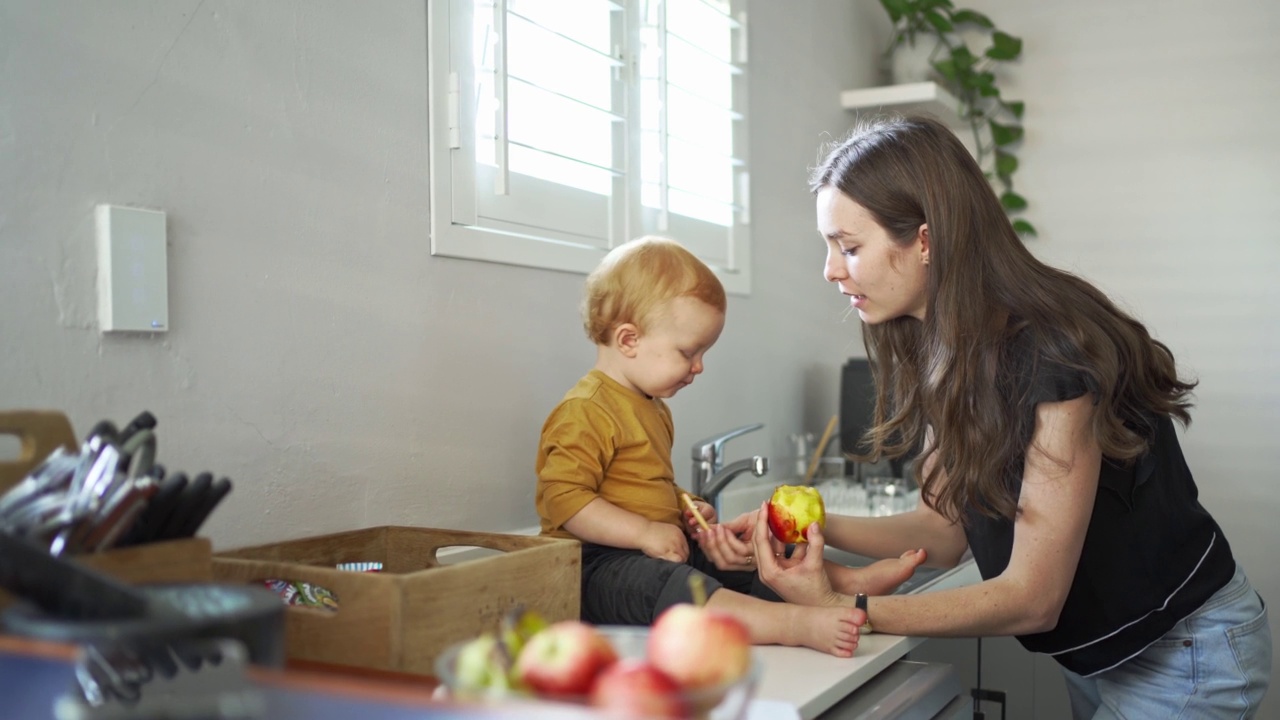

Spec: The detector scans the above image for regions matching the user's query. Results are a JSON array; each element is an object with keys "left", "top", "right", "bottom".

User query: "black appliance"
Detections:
[{"left": 839, "top": 357, "right": 905, "bottom": 479}]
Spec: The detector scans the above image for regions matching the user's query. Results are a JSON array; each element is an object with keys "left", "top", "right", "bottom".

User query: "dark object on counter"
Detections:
[
  {"left": 0, "top": 529, "right": 148, "bottom": 621},
  {"left": 0, "top": 531, "right": 286, "bottom": 668}
]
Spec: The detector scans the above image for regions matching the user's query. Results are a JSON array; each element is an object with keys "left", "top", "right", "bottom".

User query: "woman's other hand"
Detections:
[
  {"left": 752, "top": 501, "right": 841, "bottom": 606},
  {"left": 694, "top": 522, "right": 756, "bottom": 571},
  {"left": 719, "top": 509, "right": 758, "bottom": 543}
]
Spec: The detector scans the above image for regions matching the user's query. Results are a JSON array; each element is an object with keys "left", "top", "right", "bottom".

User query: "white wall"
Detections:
[{"left": 0, "top": 0, "right": 867, "bottom": 542}]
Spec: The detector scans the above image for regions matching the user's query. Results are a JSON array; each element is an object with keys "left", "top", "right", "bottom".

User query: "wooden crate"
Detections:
[{"left": 210, "top": 526, "right": 580, "bottom": 676}]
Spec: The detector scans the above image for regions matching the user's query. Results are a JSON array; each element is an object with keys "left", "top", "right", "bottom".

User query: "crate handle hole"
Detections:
[
  {"left": 0, "top": 434, "right": 21, "bottom": 463},
  {"left": 435, "top": 545, "right": 507, "bottom": 566}
]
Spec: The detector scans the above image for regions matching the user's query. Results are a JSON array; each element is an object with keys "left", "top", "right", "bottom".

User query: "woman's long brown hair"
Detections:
[{"left": 810, "top": 116, "right": 1196, "bottom": 524}]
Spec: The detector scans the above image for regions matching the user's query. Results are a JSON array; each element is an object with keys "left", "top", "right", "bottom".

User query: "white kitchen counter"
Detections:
[{"left": 752, "top": 559, "right": 981, "bottom": 719}]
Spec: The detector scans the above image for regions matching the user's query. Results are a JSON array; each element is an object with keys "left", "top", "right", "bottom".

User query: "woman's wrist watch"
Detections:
[{"left": 856, "top": 593, "right": 873, "bottom": 633}]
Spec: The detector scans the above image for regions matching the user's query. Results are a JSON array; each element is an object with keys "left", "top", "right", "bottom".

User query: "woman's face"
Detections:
[{"left": 816, "top": 186, "right": 929, "bottom": 324}]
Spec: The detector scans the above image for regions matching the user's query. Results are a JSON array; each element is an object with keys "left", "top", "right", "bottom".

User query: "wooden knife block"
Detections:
[{"left": 0, "top": 410, "right": 214, "bottom": 612}]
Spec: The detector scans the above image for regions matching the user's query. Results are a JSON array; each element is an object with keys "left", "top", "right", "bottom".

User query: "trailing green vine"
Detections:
[{"left": 879, "top": 0, "right": 1036, "bottom": 237}]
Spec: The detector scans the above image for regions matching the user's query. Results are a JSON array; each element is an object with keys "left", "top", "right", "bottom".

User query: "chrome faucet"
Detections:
[{"left": 691, "top": 423, "right": 769, "bottom": 507}]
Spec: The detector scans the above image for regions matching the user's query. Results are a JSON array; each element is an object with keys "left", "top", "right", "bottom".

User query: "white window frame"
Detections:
[{"left": 426, "top": 0, "right": 752, "bottom": 294}]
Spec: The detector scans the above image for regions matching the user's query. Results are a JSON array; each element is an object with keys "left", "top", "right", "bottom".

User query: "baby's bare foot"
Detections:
[
  {"left": 830, "top": 549, "right": 927, "bottom": 596},
  {"left": 784, "top": 604, "right": 861, "bottom": 657}
]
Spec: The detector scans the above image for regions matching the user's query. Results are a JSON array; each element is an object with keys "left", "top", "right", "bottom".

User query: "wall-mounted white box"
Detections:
[{"left": 95, "top": 204, "right": 169, "bottom": 333}]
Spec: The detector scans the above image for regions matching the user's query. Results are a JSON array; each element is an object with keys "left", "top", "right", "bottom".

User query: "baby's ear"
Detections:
[{"left": 614, "top": 323, "right": 641, "bottom": 356}]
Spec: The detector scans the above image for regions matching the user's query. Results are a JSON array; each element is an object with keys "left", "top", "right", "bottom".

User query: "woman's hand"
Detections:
[
  {"left": 751, "top": 502, "right": 842, "bottom": 606},
  {"left": 694, "top": 522, "right": 756, "bottom": 571},
  {"left": 720, "top": 509, "right": 758, "bottom": 541}
]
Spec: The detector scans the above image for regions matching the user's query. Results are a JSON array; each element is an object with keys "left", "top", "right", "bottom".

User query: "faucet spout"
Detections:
[
  {"left": 699, "top": 455, "right": 768, "bottom": 508},
  {"left": 690, "top": 422, "right": 766, "bottom": 500}
]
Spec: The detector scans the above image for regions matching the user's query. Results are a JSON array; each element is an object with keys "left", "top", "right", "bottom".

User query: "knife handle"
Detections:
[
  {"left": 174, "top": 478, "right": 232, "bottom": 539},
  {"left": 116, "top": 473, "right": 187, "bottom": 547},
  {"left": 153, "top": 473, "right": 212, "bottom": 542}
]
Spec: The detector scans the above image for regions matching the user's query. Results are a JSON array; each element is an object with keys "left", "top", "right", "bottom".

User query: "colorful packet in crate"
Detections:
[{"left": 259, "top": 578, "right": 338, "bottom": 611}]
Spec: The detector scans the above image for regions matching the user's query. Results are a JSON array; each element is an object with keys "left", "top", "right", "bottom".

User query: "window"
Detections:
[{"left": 428, "top": 0, "right": 752, "bottom": 294}]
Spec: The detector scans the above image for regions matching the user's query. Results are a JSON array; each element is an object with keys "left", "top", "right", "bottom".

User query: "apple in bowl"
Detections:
[
  {"left": 435, "top": 611, "right": 760, "bottom": 719},
  {"left": 767, "top": 484, "right": 826, "bottom": 544},
  {"left": 513, "top": 620, "right": 619, "bottom": 696},
  {"left": 648, "top": 604, "right": 752, "bottom": 691},
  {"left": 590, "top": 659, "right": 689, "bottom": 719}
]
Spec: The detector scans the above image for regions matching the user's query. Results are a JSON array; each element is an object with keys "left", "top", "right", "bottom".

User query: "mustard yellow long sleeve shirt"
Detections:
[{"left": 536, "top": 370, "right": 686, "bottom": 539}]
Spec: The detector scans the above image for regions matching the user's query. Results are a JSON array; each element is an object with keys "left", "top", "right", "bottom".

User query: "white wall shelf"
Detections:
[{"left": 839, "top": 82, "right": 961, "bottom": 124}]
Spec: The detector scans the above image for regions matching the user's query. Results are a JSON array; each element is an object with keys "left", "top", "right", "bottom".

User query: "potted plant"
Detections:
[{"left": 879, "top": 0, "right": 1036, "bottom": 237}]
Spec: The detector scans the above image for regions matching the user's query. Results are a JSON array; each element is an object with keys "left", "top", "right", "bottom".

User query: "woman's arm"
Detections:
[
  {"left": 755, "top": 394, "right": 1101, "bottom": 637},
  {"left": 823, "top": 503, "right": 969, "bottom": 569},
  {"left": 823, "top": 435, "right": 969, "bottom": 568}
]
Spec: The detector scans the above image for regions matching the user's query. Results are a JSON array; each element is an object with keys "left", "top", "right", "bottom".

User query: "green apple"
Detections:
[
  {"left": 499, "top": 606, "right": 549, "bottom": 661},
  {"left": 453, "top": 632, "right": 518, "bottom": 694}
]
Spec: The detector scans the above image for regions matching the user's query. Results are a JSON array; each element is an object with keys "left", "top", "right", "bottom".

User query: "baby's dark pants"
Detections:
[{"left": 579, "top": 542, "right": 782, "bottom": 625}]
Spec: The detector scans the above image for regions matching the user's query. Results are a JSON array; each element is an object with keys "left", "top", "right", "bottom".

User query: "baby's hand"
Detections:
[
  {"left": 640, "top": 521, "right": 689, "bottom": 563},
  {"left": 682, "top": 498, "right": 717, "bottom": 534}
]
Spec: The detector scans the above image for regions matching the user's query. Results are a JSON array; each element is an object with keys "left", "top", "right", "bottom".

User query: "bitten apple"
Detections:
[
  {"left": 767, "top": 484, "right": 826, "bottom": 544},
  {"left": 590, "top": 659, "right": 690, "bottom": 719},
  {"left": 513, "top": 620, "right": 618, "bottom": 696},
  {"left": 647, "top": 604, "right": 751, "bottom": 690}
]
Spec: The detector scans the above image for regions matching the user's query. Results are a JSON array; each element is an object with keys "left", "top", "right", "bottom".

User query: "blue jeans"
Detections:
[{"left": 1062, "top": 563, "right": 1271, "bottom": 719}]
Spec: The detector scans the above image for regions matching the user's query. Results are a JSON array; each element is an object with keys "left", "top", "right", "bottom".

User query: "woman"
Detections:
[{"left": 697, "top": 115, "right": 1271, "bottom": 718}]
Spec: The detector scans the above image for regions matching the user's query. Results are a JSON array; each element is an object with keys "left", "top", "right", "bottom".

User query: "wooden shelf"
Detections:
[{"left": 839, "top": 81, "right": 961, "bottom": 123}]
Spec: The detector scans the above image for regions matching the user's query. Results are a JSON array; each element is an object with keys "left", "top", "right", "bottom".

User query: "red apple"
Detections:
[
  {"left": 767, "top": 484, "right": 826, "bottom": 544},
  {"left": 513, "top": 620, "right": 618, "bottom": 696},
  {"left": 590, "top": 659, "right": 690, "bottom": 718},
  {"left": 647, "top": 604, "right": 751, "bottom": 691}
]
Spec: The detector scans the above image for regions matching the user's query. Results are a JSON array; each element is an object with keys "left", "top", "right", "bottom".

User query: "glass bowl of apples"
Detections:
[{"left": 434, "top": 606, "right": 762, "bottom": 720}]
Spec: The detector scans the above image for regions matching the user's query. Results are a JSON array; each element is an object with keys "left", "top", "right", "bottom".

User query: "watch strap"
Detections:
[{"left": 855, "top": 593, "right": 873, "bottom": 633}]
